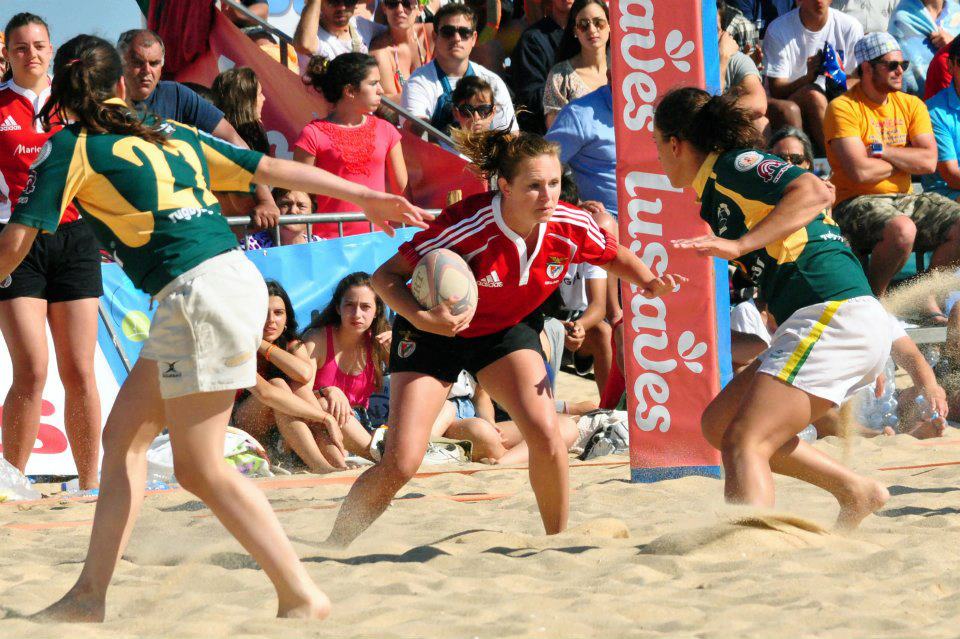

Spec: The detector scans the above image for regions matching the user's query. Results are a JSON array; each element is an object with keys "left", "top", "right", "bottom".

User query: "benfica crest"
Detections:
[
  {"left": 546, "top": 256, "right": 567, "bottom": 280},
  {"left": 398, "top": 338, "right": 416, "bottom": 359}
]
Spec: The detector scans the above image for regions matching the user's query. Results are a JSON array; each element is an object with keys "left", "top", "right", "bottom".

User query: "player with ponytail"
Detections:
[
  {"left": 656, "top": 86, "right": 891, "bottom": 529},
  {"left": 324, "top": 127, "right": 686, "bottom": 546},
  {"left": 15, "top": 33, "right": 430, "bottom": 622}
]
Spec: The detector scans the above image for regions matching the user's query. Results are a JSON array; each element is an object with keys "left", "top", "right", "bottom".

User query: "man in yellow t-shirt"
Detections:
[{"left": 824, "top": 32, "right": 960, "bottom": 307}]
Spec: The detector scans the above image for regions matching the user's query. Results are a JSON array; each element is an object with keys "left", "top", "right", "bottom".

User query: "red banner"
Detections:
[
  {"left": 610, "top": 0, "right": 726, "bottom": 481},
  {"left": 177, "top": 10, "right": 484, "bottom": 209}
]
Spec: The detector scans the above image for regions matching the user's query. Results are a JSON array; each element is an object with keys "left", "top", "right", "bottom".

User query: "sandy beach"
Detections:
[{"left": 2, "top": 373, "right": 960, "bottom": 638}]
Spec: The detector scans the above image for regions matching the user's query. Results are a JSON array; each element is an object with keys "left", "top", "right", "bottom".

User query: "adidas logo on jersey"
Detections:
[
  {"left": 0, "top": 115, "right": 21, "bottom": 132},
  {"left": 477, "top": 271, "right": 503, "bottom": 288}
]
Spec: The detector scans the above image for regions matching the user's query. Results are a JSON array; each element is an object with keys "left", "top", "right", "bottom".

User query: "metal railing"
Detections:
[
  {"left": 225, "top": 210, "right": 441, "bottom": 246},
  {"left": 218, "top": 0, "right": 455, "bottom": 147}
]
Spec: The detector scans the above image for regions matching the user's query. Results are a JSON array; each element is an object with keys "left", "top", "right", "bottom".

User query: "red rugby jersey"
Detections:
[
  {"left": 399, "top": 191, "right": 618, "bottom": 337},
  {"left": 0, "top": 81, "right": 79, "bottom": 224}
]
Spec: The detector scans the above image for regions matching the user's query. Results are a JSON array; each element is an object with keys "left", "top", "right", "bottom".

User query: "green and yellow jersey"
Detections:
[
  {"left": 13, "top": 101, "right": 263, "bottom": 295},
  {"left": 693, "top": 149, "right": 873, "bottom": 325}
]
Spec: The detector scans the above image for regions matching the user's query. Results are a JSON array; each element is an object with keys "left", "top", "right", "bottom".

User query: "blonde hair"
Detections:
[{"left": 452, "top": 128, "right": 560, "bottom": 182}]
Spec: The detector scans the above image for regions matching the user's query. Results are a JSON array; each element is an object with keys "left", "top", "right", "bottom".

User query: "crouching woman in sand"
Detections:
[
  {"left": 324, "top": 129, "right": 686, "bottom": 547},
  {"left": 655, "top": 87, "right": 890, "bottom": 529}
]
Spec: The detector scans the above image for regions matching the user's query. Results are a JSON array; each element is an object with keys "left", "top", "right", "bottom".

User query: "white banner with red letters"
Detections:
[{"left": 0, "top": 327, "right": 119, "bottom": 476}]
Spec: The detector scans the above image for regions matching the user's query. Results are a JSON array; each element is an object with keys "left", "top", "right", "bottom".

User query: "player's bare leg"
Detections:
[
  {"left": 325, "top": 372, "right": 451, "bottom": 547},
  {"left": 479, "top": 349, "right": 569, "bottom": 534}
]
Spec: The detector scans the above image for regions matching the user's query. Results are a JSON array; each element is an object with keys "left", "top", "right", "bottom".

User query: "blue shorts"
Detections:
[{"left": 449, "top": 396, "right": 476, "bottom": 419}]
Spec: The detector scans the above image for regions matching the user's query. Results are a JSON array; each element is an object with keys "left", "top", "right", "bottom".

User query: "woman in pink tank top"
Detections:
[
  {"left": 232, "top": 280, "right": 363, "bottom": 473},
  {"left": 303, "top": 272, "right": 390, "bottom": 444}
]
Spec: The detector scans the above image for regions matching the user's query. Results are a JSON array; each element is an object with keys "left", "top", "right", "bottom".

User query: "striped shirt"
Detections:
[{"left": 398, "top": 191, "right": 618, "bottom": 337}]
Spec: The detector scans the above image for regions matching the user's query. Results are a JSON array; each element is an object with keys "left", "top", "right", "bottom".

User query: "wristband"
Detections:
[{"left": 264, "top": 343, "right": 277, "bottom": 362}]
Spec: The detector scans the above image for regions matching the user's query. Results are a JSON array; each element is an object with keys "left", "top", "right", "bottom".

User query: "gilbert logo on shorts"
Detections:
[
  {"left": 477, "top": 270, "right": 503, "bottom": 288},
  {"left": 397, "top": 339, "right": 416, "bottom": 358},
  {"left": 0, "top": 115, "right": 21, "bottom": 132},
  {"left": 162, "top": 361, "right": 182, "bottom": 378}
]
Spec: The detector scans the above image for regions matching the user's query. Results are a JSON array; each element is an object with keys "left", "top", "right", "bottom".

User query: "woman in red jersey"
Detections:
[
  {"left": 0, "top": 13, "right": 102, "bottom": 489},
  {"left": 325, "top": 130, "right": 687, "bottom": 546}
]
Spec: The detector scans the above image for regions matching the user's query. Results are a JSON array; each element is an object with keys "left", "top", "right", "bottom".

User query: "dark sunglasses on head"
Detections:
[
  {"left": 327, "top": 0, "right": 360, "bottom": 7},
  {"left": 778, "top": 152, "right": 807, "bottom": 167},
  {"left": 455, "top": 103, "right": 495, "bottom": 117},
  {"left": 438, "top": 25, "right": 476, "bottom": 39},
  {"left": 575, "top": 17, "right": 608, "bottom": 32},
  {"left": 870, "top": 59, "right": 909, "bottom": 72},
  {"left": 382, "top": 0, "right": 416, "bottom": 9}
]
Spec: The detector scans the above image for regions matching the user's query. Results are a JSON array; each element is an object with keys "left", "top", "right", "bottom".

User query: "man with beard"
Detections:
[{"left": 825, "top": 32, "right": 960, "bottom": 311}]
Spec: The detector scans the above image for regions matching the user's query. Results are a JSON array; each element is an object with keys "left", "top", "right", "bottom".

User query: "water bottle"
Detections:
[
  {"left": 798, "top": 425, "right": 818, "bottom": 442},
  {"left": 915, "top": 394, "right": 940, "bottom": 421},
  {"left": 921, "top": 345, "right": 942, "bottom": 370},
  {"left": 60, "top": 478, "right": 99, "bottom": 497},
  {"left": 881, "top": 413, "right": 900, "bottom": 430}
]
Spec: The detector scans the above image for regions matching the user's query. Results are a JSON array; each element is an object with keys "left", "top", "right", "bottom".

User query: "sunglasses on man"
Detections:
[
  {"left": 382, "top": 0, "right": 416, "bottom": 10},
  {"left": 326, "top": 0, "right": 360, "bottom": 7},
  {"left": 455, "top": 103, "right": 495, "bottom": 117},
  {"left": 438, "top": 25, "right": 476, "bottom": 39},
  {"left": 870, "top": 59, "right": 909, "bottom": 72},
  {"left": 575, "top": 17, "right": 608, "bottom": 32}
]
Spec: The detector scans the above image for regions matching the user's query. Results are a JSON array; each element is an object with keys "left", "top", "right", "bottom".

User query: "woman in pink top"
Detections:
[
  {"left": 294, "top": 53, "right": 407, "bottom": 238},
  {"left": 303, "top": 272, "right": 390, "bottom": 453}
]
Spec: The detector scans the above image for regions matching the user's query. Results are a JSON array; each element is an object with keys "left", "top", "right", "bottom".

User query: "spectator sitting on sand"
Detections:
[{"left": 232, "top": 280, "right": 357, "bottom": 473}]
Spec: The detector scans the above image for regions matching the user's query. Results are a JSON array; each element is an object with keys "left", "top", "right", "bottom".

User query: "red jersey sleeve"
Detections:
[
  {"left": 553, "top": 203, "right": 619, "bottom": 265},
  {"left": 397, "top": 201, "right": 465, "bottom": 268},
  {"left": 925, "top": 45, "right": 953, "bottom": 101}
]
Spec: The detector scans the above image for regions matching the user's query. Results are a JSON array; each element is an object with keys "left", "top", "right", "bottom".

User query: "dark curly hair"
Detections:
[{"left": 305, "top": 52, "right": 378, "bottom": 104}]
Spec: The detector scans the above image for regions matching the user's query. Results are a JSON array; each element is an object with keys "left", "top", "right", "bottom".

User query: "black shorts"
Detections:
[
  {"left": 389, "top": 312, "right": 545, "bottom": 383},
  {"left": 0, "top": 220, "right": 104, "bottom": 303}
]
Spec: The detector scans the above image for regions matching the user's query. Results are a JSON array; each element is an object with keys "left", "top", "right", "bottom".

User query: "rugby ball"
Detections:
[{"left": 410, "top": 249, "right": 478, "bottom": 315}]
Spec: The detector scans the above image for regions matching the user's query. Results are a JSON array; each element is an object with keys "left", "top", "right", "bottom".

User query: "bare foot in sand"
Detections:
[
  {"left": 31, "top": 585, "right": 105, "bottom": 623},
  {"left": 278, "top": 590, "right": 330, "bottom": 620},
  {"left": 836, "top": 478, "right": 889, "bottom": 530}
]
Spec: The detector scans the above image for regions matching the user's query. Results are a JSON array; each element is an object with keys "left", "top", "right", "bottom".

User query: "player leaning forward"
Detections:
[
  {"left": 324, "top": 129, "right": 686, "bottom": 546},
  {"left": 9, "top": 35, "right": 428, "bottom": 621},
  {"left": 658, "top": 88, "right": 890, "bottom": 529}
]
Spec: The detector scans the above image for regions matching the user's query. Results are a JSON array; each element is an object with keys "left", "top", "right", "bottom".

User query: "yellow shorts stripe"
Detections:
[{"left": 775, "top": 300, "right": 845, "bottom": 384}]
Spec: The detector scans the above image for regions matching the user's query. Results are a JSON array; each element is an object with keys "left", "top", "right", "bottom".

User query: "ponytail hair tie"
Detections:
[{"left": 66, "top": 58, "right": 82, "bottom": 66}]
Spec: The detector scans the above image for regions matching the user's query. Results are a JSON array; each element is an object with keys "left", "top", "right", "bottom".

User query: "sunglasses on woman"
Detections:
[
  {"left": 382, "top": 0, "right": 416, "bottom": 9},
  {"left": 455, "top": 103, "right": 495, "bottom": 117},
  {"left": 778, "top": 152, "right": 807, "bottom": 167},
  {"left": 870, "top": 59, "right": 909, "bottom": 72},
  {"left": 575, "top": 17, "right": 609, "bottom": 32},
  {"left": 438, "top": 25, "right": 476, "bottom": 39}
]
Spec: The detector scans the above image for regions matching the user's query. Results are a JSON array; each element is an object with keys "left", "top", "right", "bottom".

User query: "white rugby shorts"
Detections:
[
  {"left": 139, "top": 249, "right": 267, "bottom": 399},
  {"left": 757, "top": 296, "right": 890, "bottom": 406}
]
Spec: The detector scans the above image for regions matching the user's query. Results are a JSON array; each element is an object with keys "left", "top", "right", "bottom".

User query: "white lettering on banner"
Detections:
[{"left": 617, "top": 0, "right": 710, "bottom": 433}]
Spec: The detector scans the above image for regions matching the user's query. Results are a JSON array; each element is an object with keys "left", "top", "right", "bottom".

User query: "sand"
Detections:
[{"left": 3, "top": 374, "right": 960, "bottom": 638}]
